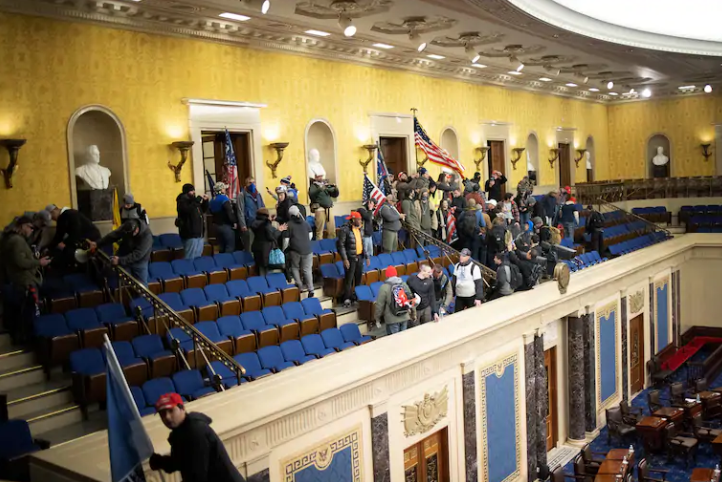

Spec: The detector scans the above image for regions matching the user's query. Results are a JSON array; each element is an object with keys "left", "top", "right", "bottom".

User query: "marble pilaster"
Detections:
[
  {"left": 674, "top": 270, "right": 681, "bottom": 347},
  {"left": 568, "top": 317, "right": 586, "bottom": 440},
  {"left": 247, "top": 469, "right": 270, "bottom": 482},
  {"left": 524, "top": 340, "right": 537, "bottom": 482},
  {"left": 621, "top": 297, "right": 629, "bottom": 402},
  {"left": 371, "top": 413, "right": 390, "bottom": 482},
  {"left": 534, "top": 334, "right": 548, "bottom": 468},
  {"left": 649, "top": 283, "right": 656, "bottom": 354},
  {"left": 583, "top": 314, "right": 597, "bottom": 432},
  {"left": 463, "top": 371, "right": 478, "bottom": 482},
  {"left": 671, "top": 273, "right": 677, "bottom": 346}
]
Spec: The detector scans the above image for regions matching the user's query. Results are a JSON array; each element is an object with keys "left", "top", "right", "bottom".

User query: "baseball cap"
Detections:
[
  {"left": 155, "top": 392, "right": 183, "bottom": 412},
  {"left": 460, "top": 248, "right": 472, "bottom": 256},
  {"left": 346, "top": 211, "right": 362, "bottom": 220}
]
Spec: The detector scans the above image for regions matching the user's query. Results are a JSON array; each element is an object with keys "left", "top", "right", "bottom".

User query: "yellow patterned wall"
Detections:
[
  {"left": 607, "top": 96, "right": 722, "bottom": 179},
  {"left": 0, "top": 13, "right": 611, "bottom": 225}
]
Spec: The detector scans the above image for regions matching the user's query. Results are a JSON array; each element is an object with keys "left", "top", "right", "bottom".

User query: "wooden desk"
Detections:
[
  {"left": 699, "top": 391, "right": 722, "bottom": 414},
  {"left": 712, "top": 433, "right": 722, "bottom": 463},
  {"left": 606, "top": 449, "right": 633, "bottom": 460},
  {"left": 653, "top": 407, "right": 685, "bottom": 424},
  {"left": 598, "top": 460, "right": 624, "bottom": 475},
  {"left": 636, "top": 416, "right": 668, "bottom": 453},
  {"left": 690, "top": 468, "right": 718, "bottom": 482},
  {"left": 679, "top": 400, "right": 704, "bottom": 418}
]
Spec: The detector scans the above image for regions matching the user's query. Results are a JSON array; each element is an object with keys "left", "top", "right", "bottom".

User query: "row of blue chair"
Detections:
[
  {"left": 131, "top": 370, "right": 215, "bottom": 416},
  {"left": 148, "top": 252, "right": 257, "bottom": 292},
  {"left": 149, "top": 233, "right": 212, "bottom": 262},
  {"left": 562, "top": 251, "right": 607, "bottom": 273},
  {"left": 608, "top": 232, "right": 668, "bottom": 256}
]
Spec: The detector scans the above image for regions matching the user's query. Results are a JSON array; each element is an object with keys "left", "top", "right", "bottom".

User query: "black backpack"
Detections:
[
  {"left": 507, "top": 263, "right": 523, "bottom": 291},
  {"left": 390, "top": 283, "right": 411, "bottom": 316}
]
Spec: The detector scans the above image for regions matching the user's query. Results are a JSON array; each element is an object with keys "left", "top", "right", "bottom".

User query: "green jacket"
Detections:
[
  {"left": 374, "top": 277, "right": 412, "bottom": 325},
  {"left": 0, "top": 233, "right": 41, "bottom": 287},
  {"left": 309, "top": 183, "right": 339, "bottom": 209}
]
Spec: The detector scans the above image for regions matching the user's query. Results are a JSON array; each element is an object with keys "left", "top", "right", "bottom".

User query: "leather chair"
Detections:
[
  {"left": 620, "top": 400, "right": 644, "bottom": 425},
  {"left": 646, "top": 356, "right": 672, "bottom": 386},
  {"left": 606, "top": 407, "right": 637, "bottom": 445},
  {"left": 664, "top": 422, "right": 698, "bottom": 468},
  {"left": 669, "top": 382, "right": 686, "bottom": 405},
  {"left": 551, "top": 466, "right": 587, "bottom": 482},
  {"left": 572, "top": 454, "right": 594, "bottom": 482},
  {"left": 689, "top": 413, "right": 722, "bottom": 443},
  {"left": 692, "top": 378, "right": 709, "bottom": 394},
  {"left": 637, "top": 458, "right": 669, "bottom": 482},
  {"left": 580, "top": 443, "right": 605, "bottom": 476},
  {"left": 647, "top": 390, "right": 667, "bottom": 413}
]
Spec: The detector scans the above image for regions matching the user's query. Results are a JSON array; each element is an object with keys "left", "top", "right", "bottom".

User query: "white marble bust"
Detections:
[
  {"left": 585, "top": 151, "right": 592, "bottom": 170},
  {"left": 652, "top": 146, "right": 669, "bottom": 166},
  {"left": 307, "top": 148, "right": 326, "bottom": 179},
  {"left": 76, "top": 145, "right": 111, "bottom": 190}
]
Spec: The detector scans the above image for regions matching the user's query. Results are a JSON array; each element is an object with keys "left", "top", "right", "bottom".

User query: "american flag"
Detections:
[
  {"left": 414, "top": 116, "right": 466, "bottom": 177},
  {"left": 363, "top": 174, "right": 386, "bottom": 215},
  {"left": 223, "top": 129, "right": 240, "bottom": 198},
  {"left": 447, "top": 208, "right": 458, "bottom": 245},
  {"left": 376, "top": 143, "right": 388, "bottom": 194}
]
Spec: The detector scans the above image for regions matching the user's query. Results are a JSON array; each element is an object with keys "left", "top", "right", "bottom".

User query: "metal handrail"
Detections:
[
  {"left": 594, "top": 199, "right": 672, "bottom": 238},
  {"left": 94, "top": 250, "right": 246, "bottom": 382},
  {"left": 402, "top": 222, "right": 496, "bottom": 288}
]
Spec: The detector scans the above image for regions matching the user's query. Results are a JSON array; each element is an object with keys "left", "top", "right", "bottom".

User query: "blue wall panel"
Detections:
[
  {"left": 600, "top": 311, "right": 617, "bottom": 404},
  {"left": 294, "top": 447, "right": 352, "bottom": 482},
  {"left": 283, "top": 431, "right": 361, "bottom": 482},
  {"left": 657, "top": 284, "right": 669, "bottom": 352},
  {"left": 485, "top": 365, "right": 518, "bottom": 482}
]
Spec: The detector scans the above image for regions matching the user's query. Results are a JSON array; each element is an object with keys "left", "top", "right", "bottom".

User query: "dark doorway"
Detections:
[
  {"left": 487, "top": 140, "right": 507, "bottom": 198},
  {"left": 380, "top": 137, "right": 408, "bottom": 177},
  {"left": 403, "top": 428, "right": 449, "bottom": 482},
  {"left": 201, "top": 131, "right": 252, "bottom": 194},
  {"left": 558, "top": 143, "right": 572, "bottom": 188},
  {"left": 630, "top": 314, "right": 645, "bottom": 395},
  {"left": 544, "top": 346, "right": 558, "bottom": 452}
]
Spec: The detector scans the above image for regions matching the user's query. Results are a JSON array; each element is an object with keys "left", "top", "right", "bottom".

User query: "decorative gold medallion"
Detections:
[
  {"left": 402, "top": 386, "right": 449, "bottom": 437},
  {"left": 553, "top": 262, "right": 570, "bottom": 294}
]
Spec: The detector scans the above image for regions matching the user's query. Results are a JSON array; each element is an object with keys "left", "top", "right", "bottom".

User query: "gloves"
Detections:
[{"left": 149, "top": 453, "right": 163, "bottom": 471}]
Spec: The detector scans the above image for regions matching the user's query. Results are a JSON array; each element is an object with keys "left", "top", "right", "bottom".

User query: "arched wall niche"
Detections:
[
  {"left": 67, "top": 105, "right": 129, "bottom": 221},
  {"left": 526, "top": 132, "right": 540, "bottom": 185},
  {"left": 304, "top": 119, "right": 338, "bottom": 185},
  {"left": 646, "top": 133, "right": 672, "bottom": 178},
  {"left": 586, "top": 135, "right": 596, "bottom": 182},
  {"left": 440, "top": 126, "right": 460, "bottom": 161}
]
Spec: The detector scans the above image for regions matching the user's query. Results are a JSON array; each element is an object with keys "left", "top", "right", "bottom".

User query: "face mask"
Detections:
[
  {"left": 248, "top": 183, "right": 256, "bottom": 193},
  {"left": 422, "top": 196, "right": 428, "bottom": 200}
]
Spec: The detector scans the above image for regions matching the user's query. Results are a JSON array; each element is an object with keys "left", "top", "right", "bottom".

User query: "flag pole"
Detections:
[{"left": 411, "top": 107, "right": 419, "bottom": 171}]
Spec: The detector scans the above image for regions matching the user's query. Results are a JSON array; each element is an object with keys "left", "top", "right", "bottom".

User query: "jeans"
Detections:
[
  {"left": 382, "top": 230, "right": 398, "bottom": 253},
  {"left": 362, "top": 236, "right": 374, "bottom": 259},
  {"left": 454, "top": 296, "right": 477, "bottom": 312},
  {"left": 215, "top": 224, "right": 236, "bottom": 254},
  {"left": 128, "top": 262, "right": 149, "bottom": 286},
  {"left": 342, "top": 257, "right": 363, "bottom": 302},
  {"left": 289, "top": 251, "right": 314, "bottom": 292},
  {"left": 386, "top": 321, "right": 408, "bottom": 335},
  {"left": 182, "top": 237, "right": 204, "bottom": 259},
  {"left": 563, "top": 222, "right": 576, "bottom": 241}
]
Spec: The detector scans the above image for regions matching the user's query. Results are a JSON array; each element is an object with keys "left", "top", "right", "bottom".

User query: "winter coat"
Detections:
[
  {"left": 419, "top": 197, "right": 432, "bottom": 231},
  {"left": 357, "top": 206, "right": 375, "bottom": 237},
  {"left": 396, "top": 178, "right": 418, "bottom": 201},
  {"left": 209, "top": 195, "right": 235, "bottom": 227},
  {"left": 374, "top": 276, "right": 413, "bottom": 325},
  {"left": 485, "top": 175, "right": 507, "bottom": 202},
  {"left": 433, "top": 272, "right": 453, "bottom": 311},
  {"left": 379, "top": 204, "right": 401, "bottom": 233},
  {"left": 151, "top": 412, "right": 246, "bottom": 482},
  {"left": 234, "top": 192, "right": 247, "bottom": 230},
  {"left": 451, "top": 195, "right": 467, "bottom": 217},
  {"left": 309, "top": 182, "right": 339, "bottom": 209},
  {"left": 0, "top": 232, "right": 42, "bottom": 287},
  {"left": 407, "top": 274, "right": 437, "bottom": 314},
  {"left": 337, "top": 222, "right": 362, "bottom": 260},
  {"left": 243, "top": 188, "right": 265, "bottom": 227},
  {"left": 176, "top": 193, "right": 208, "bottom": 240},
  {"left": 401, "top": 199, "right": 421, "bottom": 230},
  {"left": 286, "top": 216, "right": 312, "bottom": 256},
  {"left": 275, "top": 196, "right": 294, "bottom": 225},
  {"left": 250, "top": 212, "right": 281, "bottom": 266},
  {"left": 97, "top": 220, "right": 153, "bottom": 266},
  {"left": 48, "top": 208, "right": 101, "bottom": 249},
  {"left": 119, "top": 203, "right": 149, "bottom": 225}
]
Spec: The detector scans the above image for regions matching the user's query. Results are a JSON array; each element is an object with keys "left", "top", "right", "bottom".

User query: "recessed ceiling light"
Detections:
[
  {"left": 373, "top": 43, "right": 394, "bottom": 49},
  {"left": 609, "top": 92, "right": 619, "bottom": 96},
  {"left": 705, "top": 84, "right": 713, "bottom": 93},
  {"left": 219, "top": 12, "right": 251, "bottom": 21},
  {"left": 565, "top": 83, "right": 578, "bottom": 87},
  {"left": 588, "top": 87, "right": 600, "bottom": 92},
  {"left": 642, "top": 88, "right": 652, "bottom": 98},
  {"left": 240, "top": 0, "right": 270, "bottom": 14},
  {"left": 427, "top": 54, "right": 445, "bottom": 60},
  {"left": 606, "top": 81, "right": 614, "bottom": 89},
  {"left": 338, "top": 15, "right": 356, "bottom": 37},
  {"left": 409, "top": 31, "right": 427, "bottom": 53},
  {"left": 471, "top": 63, "right": 487, "bottom": 68},
  {"left": 305, "top": 29, "right": 331, "bottom": 37},
  {"left": 678, "top": 85, "right": 696, "bottom": 90},
  {"left": 539, "top": 77, "right": 553, "bottom": 82},
  {"left": 507, "top": 71, "right": 522, "bottom": 76}
]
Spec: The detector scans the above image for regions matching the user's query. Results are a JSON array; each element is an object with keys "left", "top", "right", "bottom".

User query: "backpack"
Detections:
[
  {"left": 391, "top": 283, "right": 411, "bottom": 316},
  {"left": 587, "top": 211, "right": 604, "bottom": 232},
  {"left": 506, "top": 263, "right": 523, "bottom": 291},
  {"left": 548, "top": 226, "right": 562, "bottom": 245}
]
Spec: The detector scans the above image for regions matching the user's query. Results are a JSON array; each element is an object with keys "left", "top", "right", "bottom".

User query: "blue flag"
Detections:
[
  {"left": 376, "top": 142, "right": 388, "bottom": 195},
  {"left": 105, "top": 336, "right": 154, "bottom": 482}
]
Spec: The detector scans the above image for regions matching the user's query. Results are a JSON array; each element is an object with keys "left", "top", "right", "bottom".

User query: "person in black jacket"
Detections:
[
  {"left": 150, "top": 393, "right": 246, "bottom": 482},
  {"left": 357, "top": 199, "right": 376, "bottom": 265},
  {"left": 484, "top": 170, "right": 507, "bottom": 202},
  {"left": 450, "top": 187, "right": 467, "bottom": 219},
  {"left": 209, "top": 182, "right": 237, "bottom": 254},
  {"left": 90, "top": 219, "right": 153, "bottom": 285},
  {"left": 337, "top": 211, "right": 364, "bottom": 308},
  {"left": 176, "top": 184, "right": 209, "bottom": 259},
  {"left": 285, "top": 205, "right": 314, "bottom": 297},
  {"left": 274, "top": 186, "right": 293, "bottom": 225},
  {"left": 46, "top": 204, "right": 101, "bottom": 270},
  {"left": 585, "top": 204, "right": 605, "bottom": 255},
  {"left": 250, "top": 208, "right": 286, "bottom": 277},
  {"left": 406, "top": 264, "right": 438, "bottom": 326},
  {"left": 486, "top": 217, "right": 508, "bottom": 268}
]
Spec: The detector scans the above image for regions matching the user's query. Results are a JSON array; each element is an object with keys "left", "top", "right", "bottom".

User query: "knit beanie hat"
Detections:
[
  {"left": 257, "top": 207, "right": 270, "bottom": 217},
  {"left": 385, "top": 266, "right": 397, "bottom": 278},
  {"left": 281, "top": 176, "right": 292, "bottom": 185},
  {"left": 123, "top": 193, "right": 135, "bottom": 205},
  {"left": 532, "top": 216, "right": 543, "bottom": 227},
  {"left": 182, "top": 183, "right": 195, "bottom": 195}
]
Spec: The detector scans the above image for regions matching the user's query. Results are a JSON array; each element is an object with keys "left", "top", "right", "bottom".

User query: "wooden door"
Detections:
[
  {"left": 403, "top": 428, "right": 449, "bottom": 482},
  {"left": 380, "top": 137, "right": 408, "bottom": 176},
  {"left": 629, "top": 314, "right": 645, "bottom": 394},
  {"left": 201, "top": 131, "right": 252, "bottom": 187},
  {"left": 558, "top": 143, "right": 572, "bottom": 188},
  {"left": 487, "top": 140, "right": 507, "bottom": 198},
  {"left": 544, "top": 347, "right": 558, "bottom": 452}
]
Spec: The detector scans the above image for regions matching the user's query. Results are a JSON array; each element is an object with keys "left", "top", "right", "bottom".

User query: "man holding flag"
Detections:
[{"left": 414, "top": 115, "right": 466, "bottom": 177}]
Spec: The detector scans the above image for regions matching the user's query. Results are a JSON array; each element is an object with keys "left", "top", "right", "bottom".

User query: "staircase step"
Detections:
[
  {"left": 0, "top": 333, "right": 13, "bottom": 351},
  {"left": 39, "top": 410, "right": 107, "bottom": 447},
  {"left": 0, "top": 348, "right": 36, "bottom": 372},
  {"left": 6, "top": 380, "right": 73, "bottom": 420},
  {"left": 0, "top": 365, "right": 45, "bottom": 393},
  {"left": 26, "top": 402, "right": 84, "bottom": 437}
]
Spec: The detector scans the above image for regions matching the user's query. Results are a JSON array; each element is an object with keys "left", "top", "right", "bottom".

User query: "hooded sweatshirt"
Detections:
[
  {"left": 152, "top": 412, "right": 246, "bottom": 482},
  {"left": 374, "top": 276, "right": 413, "bottom": 325},
  {"left": 97, "top": 219, "right": 153, "bottom": 266},
  {"left": 286, "top": 214, "right": 312, "bottom": 255}
]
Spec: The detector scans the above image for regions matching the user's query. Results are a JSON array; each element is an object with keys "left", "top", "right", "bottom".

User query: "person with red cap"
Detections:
[
  {"left": 337, "top": 211, "right": 365, "bottom": 308},
  {"left": 559, "top": 195, "right": 579, "bottom": 242},
  {"left": 375, "top": 266, "right": 413, "bottom": 334},
  {"left": 149, "top": 393, "right": 246, "bottom": 482}
]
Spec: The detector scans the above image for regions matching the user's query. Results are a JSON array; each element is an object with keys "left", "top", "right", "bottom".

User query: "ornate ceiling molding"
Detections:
[
  {"left": 295, "top": 0, "right": 394, "bottom": 20},
  {"left": 370, "top": 15, "right": 457, "bottom": 35}
]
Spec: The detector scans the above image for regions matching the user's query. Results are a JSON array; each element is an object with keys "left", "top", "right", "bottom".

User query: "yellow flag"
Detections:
[{"left": 112, "top": 188, "right": 122, "bottom": 253}]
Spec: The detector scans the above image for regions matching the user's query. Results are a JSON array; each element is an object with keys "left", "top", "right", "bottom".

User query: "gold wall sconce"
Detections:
[
  {"left": 574, "top": 149, "right": 588, "bottom": 168},
  {"left": 510, "top": 147, "right": 526, "bottom": 170},
  {"left": 0, "top": 139, "right": 26, "bottom": 189},
  {"left": 701, "top": 143, "right": 713, "bottom": 162},
  {"left": 416, "top": 149, "right": 429, "bottom": 169},
  {"left": 169, "top": 141, "right": 195, "bottom": 183},
  {"left": 548, "top": 148, "right": 560, "bottom": 168},
  {"left": 267, "top": 142, "right": 289, "bottom": 179},
  {"left": 474, "top": 146, "right": 490, "bottom": 171},
  {"left": 359, "top": 144, "right": 378, "bottom": 174}
]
